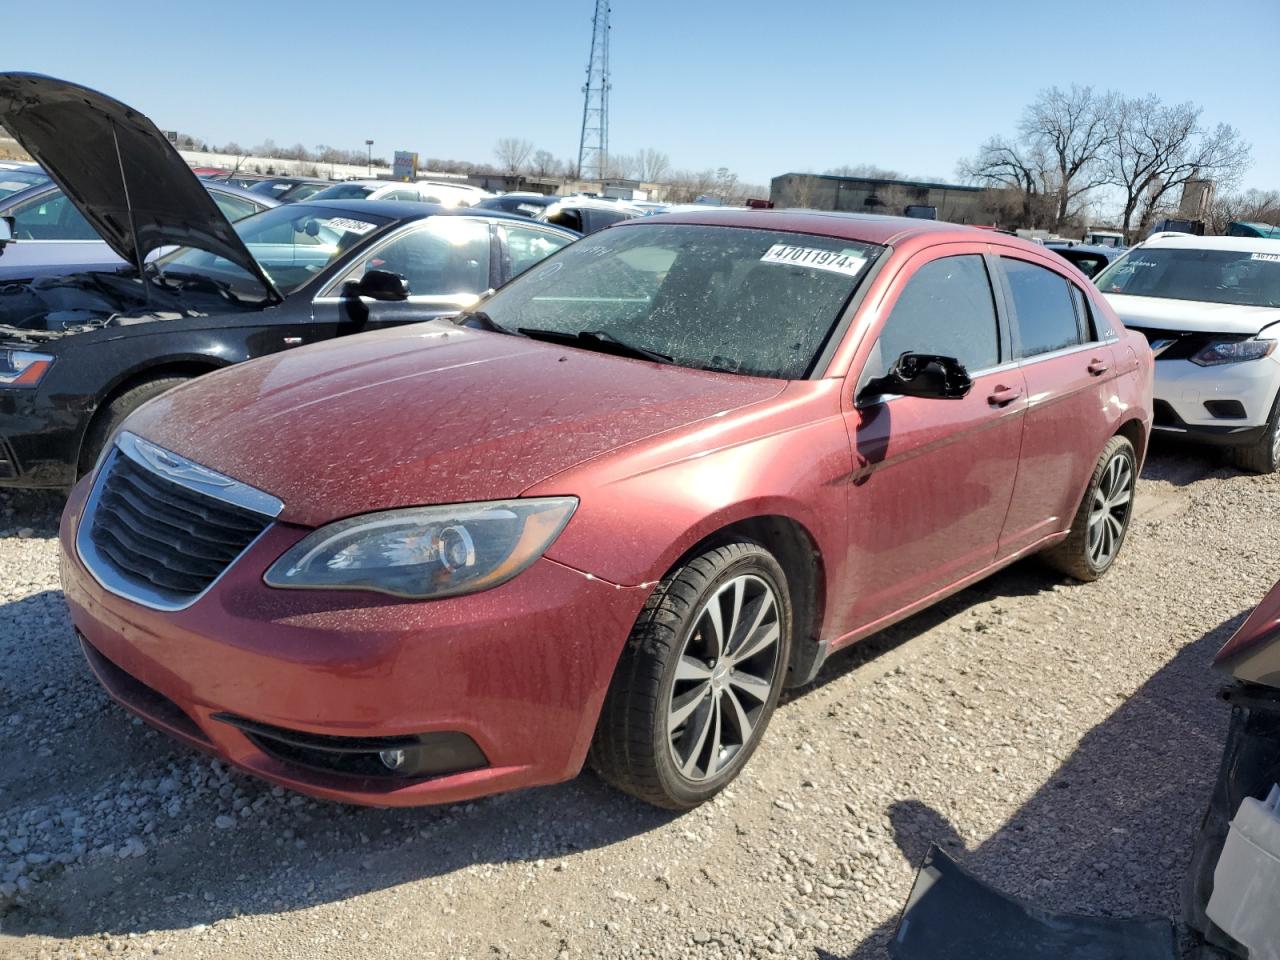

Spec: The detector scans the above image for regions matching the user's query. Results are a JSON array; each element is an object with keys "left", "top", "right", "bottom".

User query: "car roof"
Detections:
[
  {"left": 1141, "top": 233, "right": 1280, "bottom": 254},
  {"left": 622, "top": 208, "right": 1000, "bottom": 247},
  {"left": 207, "top": 181, "right": 282, "bottom": 206},
  {"left": 290, "top": 197, "right": 580, "bottom": 232},
  {"left": 1047, "top": 243, "right": 1122, "bottom": 257}
]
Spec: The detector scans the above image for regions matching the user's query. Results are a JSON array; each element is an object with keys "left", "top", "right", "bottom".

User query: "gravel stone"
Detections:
[{"left": 0, "top": 451, "right": 1265, "bottom": 958}]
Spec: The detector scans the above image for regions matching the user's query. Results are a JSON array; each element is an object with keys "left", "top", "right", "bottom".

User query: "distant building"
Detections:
[{"left": 770, "top": 172, "right": 986, "bottom": 223}]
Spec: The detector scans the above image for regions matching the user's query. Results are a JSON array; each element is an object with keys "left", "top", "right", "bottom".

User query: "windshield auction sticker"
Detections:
[
  {"left": 322, "top": 217, "right": 376, "bottom": 235},
  {"left": 1251, "top": 252, "right": 1280, "bottom": 263},
  {"left": 760, "top": 244, "right": 866, "bottom": 276}
]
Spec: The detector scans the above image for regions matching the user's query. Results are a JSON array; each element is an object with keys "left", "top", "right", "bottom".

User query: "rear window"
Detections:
[
  {"left": 1002, "top": 258, "right": 1082, "bottom": 357},
  {"left": 1096, "top": 247, "right": 1280, "bottom": 308},
  {"left": 477, "top": 223, "right": 881, "bottom": 379}
]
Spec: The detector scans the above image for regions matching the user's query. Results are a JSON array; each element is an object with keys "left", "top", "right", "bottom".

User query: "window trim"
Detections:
[{"left": 498, "top": 222, "right": 575, "bottom": 283}]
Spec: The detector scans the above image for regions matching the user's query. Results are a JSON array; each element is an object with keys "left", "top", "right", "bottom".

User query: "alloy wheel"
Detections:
[
  {"left": 667, "top": 574, "right": 781, "bottom": 781},
  {"left": 1086, "top": 453, "right": 1133, "bottom": 568}
]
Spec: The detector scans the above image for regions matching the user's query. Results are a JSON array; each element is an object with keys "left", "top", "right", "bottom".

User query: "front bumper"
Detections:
[
  {"left": 1151, "top": 355, "right": 1279, "bottom": 446},
  {"left": 59, "top": 479, "right": 649, "bottom": 806},
  {"left": 0, "top": 386, "right": 82, "bottom": 488}
]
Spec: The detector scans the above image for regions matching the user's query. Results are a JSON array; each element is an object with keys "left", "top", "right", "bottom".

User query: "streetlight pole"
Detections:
[{"left": 365, "top": 139, "right": 374, "bottom": 176}]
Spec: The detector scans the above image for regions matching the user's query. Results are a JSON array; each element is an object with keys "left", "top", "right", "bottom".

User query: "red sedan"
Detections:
[{"left": 59, "top": 211, "right": 1153, "bottom": 809}]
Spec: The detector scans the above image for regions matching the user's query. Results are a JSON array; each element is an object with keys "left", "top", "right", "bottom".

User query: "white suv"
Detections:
[{"left": 1097, "top": 234, "right": 1280, "bottom": 471}]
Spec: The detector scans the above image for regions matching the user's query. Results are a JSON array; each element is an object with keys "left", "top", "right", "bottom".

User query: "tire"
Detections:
[
  {"left": 1230, "top": 392, "right": 1280, "bottom": 474},
  {"left": 590, "top": 540, "right": 793, "bottom": 810},
  {"left": 1042, "top": 434, "right": 1136, "bottom": 582},
  {"left": 77, "top": 376, "right": 191, "bottom": 477}
]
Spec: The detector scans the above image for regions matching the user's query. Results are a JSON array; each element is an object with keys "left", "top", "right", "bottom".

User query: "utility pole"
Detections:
[
  {"left": 576, "top": 1, "right": 610, "bottom": 182},
  {"left": 365, "top": 139, "right": 374, "bottom": 176}
]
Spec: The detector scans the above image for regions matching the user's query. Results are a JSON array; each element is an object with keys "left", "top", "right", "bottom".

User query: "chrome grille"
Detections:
[{"left": 76, "top": 432, "right": 282, "bottom": 610}]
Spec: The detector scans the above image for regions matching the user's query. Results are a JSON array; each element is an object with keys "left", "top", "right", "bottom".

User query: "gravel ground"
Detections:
[{"left": 0, "top": 442, "right": 1272, "bottom": 960}]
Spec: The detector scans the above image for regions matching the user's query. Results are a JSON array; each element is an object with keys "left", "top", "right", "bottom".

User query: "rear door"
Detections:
[
  {"left": 843, "top": 246, "right": 1027, "bottom": 629},
  {"left": 308, "top": 217, "right": 498, "bottom": 336},
  {"left": 995, "top": 253, "right": 1120, "bottom": 559}
]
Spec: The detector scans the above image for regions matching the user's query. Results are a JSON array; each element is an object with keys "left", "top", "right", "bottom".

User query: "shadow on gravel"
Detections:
[
  {"left": 834, "top": 610, "right": 1246, "bottom": 959},
  {"left": 1142, "top": 442, "right": 1239, "bottom": 487},
  {"left": 789, "top": 559, "right": 1062, "bottom": 704},
  {"left": 3, "top": 528, "right": 1077, "bottom": 940}
]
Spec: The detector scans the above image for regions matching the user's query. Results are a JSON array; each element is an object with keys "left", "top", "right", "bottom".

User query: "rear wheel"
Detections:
[
  {"left": 1043, "top": 435, "right": 1136, "bottom": 581},
  {"left": 77, "top": 376, "right": 190, "bottom": 478},
  {"left": 590, "top": 541, "right": 792, "bottom": 809},
  {"left": 1230, "top": 392, "right": 1280, "bottom": 474}
]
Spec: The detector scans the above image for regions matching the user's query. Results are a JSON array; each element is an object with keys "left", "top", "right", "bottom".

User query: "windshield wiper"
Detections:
[
  {"left": 517, "top": 327, "right": 674, "bottom": 364},
  {"left": 452, "top": 310, "right": 519, "bottom": 335}
]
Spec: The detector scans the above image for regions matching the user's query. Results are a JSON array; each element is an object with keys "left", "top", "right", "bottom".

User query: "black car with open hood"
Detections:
[{"left": 0, "top": 74, "right": 578, "bottom": 488}]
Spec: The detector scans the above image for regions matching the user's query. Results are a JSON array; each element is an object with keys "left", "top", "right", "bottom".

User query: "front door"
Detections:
[{"left": 842, "top": 248, "right": 1026, "bottom": 632}]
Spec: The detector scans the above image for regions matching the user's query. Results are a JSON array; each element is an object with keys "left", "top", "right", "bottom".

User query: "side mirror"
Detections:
[
  {"left": 344, "top": 269, "right": 409, "bottom": 302},
  {"left": 860, "top": 352, "right": 972, "bottom": 403},
  {"left": 0, "top": 215, "right": 14, "bottom": 251}
]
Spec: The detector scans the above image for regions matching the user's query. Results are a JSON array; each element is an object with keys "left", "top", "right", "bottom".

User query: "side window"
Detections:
[
  {"left": 1069, "top": 284, "right": 1112, "bottom": 341},
  {"left": 1003, "top": 258, "right": 1083, "bottom": 357},
  {"left": 504, "top": 225, "right": 572, "bottom": 277},
  {"left": 211, "top": 192, "right": 260, "bottom": 223},
  {"left": 11, "top": 190, "right": 98, "bottom": 240},
  {"left": 870, "top": 255, "right": 1000, "bottom": 379},
  {"left": 343, "top": 219, "right": 489, "bottom": 297},
  {"left": 545, "top": 208, "right": 584, "bottom": 233}
]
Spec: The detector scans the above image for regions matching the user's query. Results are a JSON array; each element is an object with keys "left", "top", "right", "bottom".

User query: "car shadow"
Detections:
[
  {"left": 1142, "top": 440, "right": 1239, "bottom": 487},
  {"left": 831, "top": 610, "right": 1244, "bottom": 958}
]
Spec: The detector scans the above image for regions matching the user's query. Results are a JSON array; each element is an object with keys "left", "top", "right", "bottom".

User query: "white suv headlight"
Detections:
[
  {"left": 1191, "top": 339, "right": 1277, "bottom": 366},
  {"left": 264, "top": 498, "right": 577, "bottom": 599}
]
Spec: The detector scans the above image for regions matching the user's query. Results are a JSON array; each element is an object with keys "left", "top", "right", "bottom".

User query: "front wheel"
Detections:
[
  {"left": 1230, "top": 392, "right": 1280, "bottom": 474},
  {"left": 590, "top": 541, "right": 792, "bottom": 810},
  {"left": 1043, "top": 435, "right": 1136, "bottom": 582}
]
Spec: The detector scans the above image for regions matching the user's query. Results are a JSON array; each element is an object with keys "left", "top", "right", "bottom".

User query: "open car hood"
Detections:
[{"left": 0, "top": 73, "right": 279, "bottom": 302}]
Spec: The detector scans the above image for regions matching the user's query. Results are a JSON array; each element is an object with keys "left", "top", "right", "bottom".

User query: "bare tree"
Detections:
[
  {"left": 958, "top": 136, "right": 1053, "bottom": 228},
  {"left": 1020, "top": 85, "right": 1116, "bottom": 229},
  {"left": 635, "top": 148, "right": 671, "bottom": 182},
  {"left": 603, "top": 153, "right": 638, "bottom": 179},
  {"left": 494, "top": 137, "right": 534, "bottom": 175},
  {"left": 530, "top": 149, "right": 561, "bottom": 177},
  {"left": 1103, "top": 96, "right": 1252, "bottom": 239},
  {"left": 824, "top": 163, "right": 902, "bottom": 179},
  {"left": 1208, "top": 188, "right": 1280, "bottom": 234}
]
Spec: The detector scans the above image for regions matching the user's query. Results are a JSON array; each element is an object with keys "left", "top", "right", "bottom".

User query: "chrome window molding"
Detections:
[{"left": 74, "top": 433, "right": 282, "bottom": 612}]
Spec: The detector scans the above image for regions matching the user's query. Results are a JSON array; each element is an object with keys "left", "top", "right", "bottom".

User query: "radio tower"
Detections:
[{"left": 576, "top": 1, "right": 611, "bottom": 181}]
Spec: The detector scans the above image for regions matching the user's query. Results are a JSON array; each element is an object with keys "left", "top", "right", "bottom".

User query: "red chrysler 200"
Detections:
[{"left": 59, "top": 211, "right": 1153, "bottom": 809}]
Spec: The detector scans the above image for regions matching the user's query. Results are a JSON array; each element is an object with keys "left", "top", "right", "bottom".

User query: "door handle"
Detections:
[
  {"left": 987, "top": 385, "right": 1022, "bottom": 407},
  {"left": 1087, "top": 358, "right": 1110, "bottom": 376},
  {"left": 283, "top": 336, "right": 303, "bottom": 346}
]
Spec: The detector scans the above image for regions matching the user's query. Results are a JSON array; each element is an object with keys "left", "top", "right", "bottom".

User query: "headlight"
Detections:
[
  {"left": 0, "top": 350, "right": 53, "bottom": 387},
  {"left": 1191, "top": 339, "right": 1277, "bottom": 366},
  {"left": 263, "top": 498, "right": 577, "bottom": 599}
]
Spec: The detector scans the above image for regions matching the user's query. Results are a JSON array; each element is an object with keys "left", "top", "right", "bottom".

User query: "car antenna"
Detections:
[{"left": 109, "top": 118, "right": 153, "bottom": 306}]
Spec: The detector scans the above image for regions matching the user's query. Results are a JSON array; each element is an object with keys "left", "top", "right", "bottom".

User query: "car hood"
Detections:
[
  {"left": 0, "top": 73, "right": 279, "bottom": 302},
  {"left": 1103, "top": 293, "right": 1280, "bottom": 335},
  {"left": 124, "top": 324, "right": 787, "bottom": 527}
]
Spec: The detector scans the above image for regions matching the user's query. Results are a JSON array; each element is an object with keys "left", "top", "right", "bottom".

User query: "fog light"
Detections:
[{"left": 379, "top": 749, "right": 406, "bottom": 770}]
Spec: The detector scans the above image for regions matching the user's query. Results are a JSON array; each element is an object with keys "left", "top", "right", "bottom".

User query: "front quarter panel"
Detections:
[{"left": 528, "top": 380, "right": 855, "bottom": 635}]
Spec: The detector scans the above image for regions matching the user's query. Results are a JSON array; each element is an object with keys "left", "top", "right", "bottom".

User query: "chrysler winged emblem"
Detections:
[{"left": 132, "top": 437, "right": 236, "bottom": 489}]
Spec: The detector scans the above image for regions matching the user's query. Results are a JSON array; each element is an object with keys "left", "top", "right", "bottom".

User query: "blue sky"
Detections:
[{"left": 13, "top": 0, "right": 1279, "bottom": 193}]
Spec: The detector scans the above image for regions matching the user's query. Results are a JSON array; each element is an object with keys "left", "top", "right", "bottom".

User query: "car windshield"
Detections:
[
  {"left": 155, "top": 204, "right": 388, "bottom": 298},
  {"left": 1096, "top": 246, "right": 1280, "bottom": 308},
  {"left": 476, "top": 223, "right": 882, "bottom": 379},
  {"left": 0, "top": 169, "right": 51, "bottom": 201},
  {"left": 309, "top": 183, "right": 377, "bottom": 201}
]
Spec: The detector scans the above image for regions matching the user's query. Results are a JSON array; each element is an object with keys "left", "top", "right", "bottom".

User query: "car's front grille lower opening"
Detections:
[
  {"left": 213, "top": 713, "right": 488, "bottom": 781},
  {"left": 89, "top": 451, "right": 271, "bottom": 599}
]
